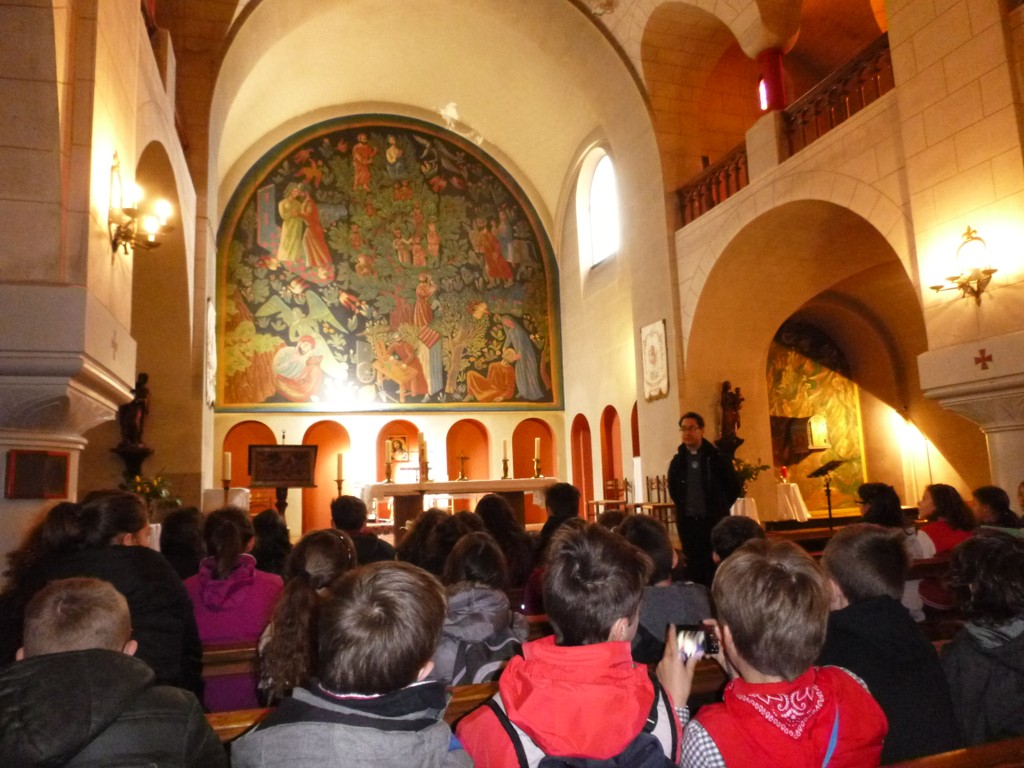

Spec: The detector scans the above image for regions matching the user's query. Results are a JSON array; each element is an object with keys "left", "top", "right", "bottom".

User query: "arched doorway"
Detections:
[
  {"left": 223, "top": 420, "right": 276, "bottom": 514},
  {"left": 570, "top": 414, "right": 593, "bottom": 517},
  {"left": 302, "top": 421, "right": 350, "bottom": 533},
  {"left": 599, "top": 405, "right": 623, "bottom": 498}
]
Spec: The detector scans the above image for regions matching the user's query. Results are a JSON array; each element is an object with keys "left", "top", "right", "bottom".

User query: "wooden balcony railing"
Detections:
[
  {"left": 783, "top": 33, "right": 894, "bottom": 157},
  {"left": 675, "top": 143, "right": 749, "bottom": 226}
]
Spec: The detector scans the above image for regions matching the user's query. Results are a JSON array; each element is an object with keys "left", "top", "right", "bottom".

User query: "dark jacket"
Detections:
[
  {"left": 349, "top": 529, "right": 397, "bottom": 565},
  {"left": 0, "top": 649, "right": 226, "bottom": 767},
  {"left": 817, "top": 595, "right": 962, "bottom": 763},
  {"left": 0, "top": 546, "right": 203, "bottom": 695},
  {"left": 941, "top": 617, "right": 1024, "bottom": 745},
  {"left": 667, "top": 438, "right": 739, "bottom": 522}
]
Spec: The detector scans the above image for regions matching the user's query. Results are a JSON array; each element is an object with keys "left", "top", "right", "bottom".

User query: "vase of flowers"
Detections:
[{"left": 732, "top": 457, "right": 771, "bottom": 498}]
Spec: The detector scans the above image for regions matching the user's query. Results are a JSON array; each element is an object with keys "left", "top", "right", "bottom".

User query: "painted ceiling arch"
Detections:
[{"left": 211, "top": 0, "right": 650, "bottom": 235}]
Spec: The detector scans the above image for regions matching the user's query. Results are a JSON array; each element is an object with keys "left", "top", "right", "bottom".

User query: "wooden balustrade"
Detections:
[
  {"left": 784, "top": 33, "right": 894, "bottom": 157},
  {"left": 676, "top": 143, "right": 749, "bottom": 225}
]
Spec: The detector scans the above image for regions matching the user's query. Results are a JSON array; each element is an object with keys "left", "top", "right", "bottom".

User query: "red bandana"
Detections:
[{"left": 735, "top": 683, "right": 824, "bottom": 739}]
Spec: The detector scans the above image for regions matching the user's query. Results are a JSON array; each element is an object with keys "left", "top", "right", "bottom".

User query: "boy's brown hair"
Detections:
[
  {"left": 22, "top": 578, "right": 131, "bottom": 658},
  {"left": 712, "top": 539, "right": 829, "bottom": 680},
  {"left": 821, "top": 523, "right": 908, "bottom": 603},
  {"left": 616, "top": 514, "right": 673, "bottom": 584},
  {"left": 318, "top": 561, "right": 446, "bottom": 694},
  {"left": 544, "top": 523, "right": 652, "bottom": 646}
]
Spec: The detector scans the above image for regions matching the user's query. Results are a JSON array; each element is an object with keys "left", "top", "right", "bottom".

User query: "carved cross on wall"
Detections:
[{"left": 974, "top": 349, "right": 993, "bottom": 370}]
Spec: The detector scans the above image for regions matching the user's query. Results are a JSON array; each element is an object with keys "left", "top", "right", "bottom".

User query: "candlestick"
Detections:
[
  {"left": 221, "top": 478, "right": 230, "bottom": 505},
  {"left": 532, "top": 457, "right": 543, "bottom": 478},
  {"left": 457, "top": 452, "right": 468, "bottom": 481},
  {"left": 501, "top": 457, "right": 510, "bottom": 480},
  {"left": 335, "top": 478, "right": 343, "bottom": 495},
  {"left": 384, "top": 460, "right": 394, "bottom": 484},
  {"left": 533, "top": 437, "right": 540, "bottom": 461},
  {"left": 502, "top": 439, "right": 508, "bottom": 461}
]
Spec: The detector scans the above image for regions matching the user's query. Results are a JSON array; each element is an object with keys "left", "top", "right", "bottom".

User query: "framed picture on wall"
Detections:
[
  {"left": 248, "top": 445, "right": 318, "bottom": 487},
  {"left": 387, "top": 435, "right": 409, "bottom": 463},
  {"left": 641, "top": 319, "right": 669, "bottom": 401},
  {"left": 5, "top": 450, "right": 70, "bottom": 499}
]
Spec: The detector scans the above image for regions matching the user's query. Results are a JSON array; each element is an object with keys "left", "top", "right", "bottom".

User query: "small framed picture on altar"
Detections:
[
  {"left": 5, "top": 450, "right": 69, "bottom": 499},
  {"left": 388, "top": 435, "right": 409, "bottom": 463}
]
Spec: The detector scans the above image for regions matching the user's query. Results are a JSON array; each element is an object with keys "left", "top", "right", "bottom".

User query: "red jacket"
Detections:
[
  {"left": 456, "top": 636, "right": 680, "bottom": 767},
  {"left": 696, "top": 666, "right": 887, "bottom": 768}
]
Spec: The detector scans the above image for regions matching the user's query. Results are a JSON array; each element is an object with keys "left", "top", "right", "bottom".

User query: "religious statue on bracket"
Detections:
[
  {"left": 112, "top": 373, "right": 153, "bottom": 478},
  {"left": 715, "top": 380, "right": 745, "bottom": 460}
]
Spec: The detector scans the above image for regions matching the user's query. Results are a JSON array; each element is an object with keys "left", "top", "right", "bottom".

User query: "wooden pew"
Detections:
[
  {"left": 883, "top": 734, "right": 1024, "bottom": 767},
  {"left": 207, "top": 707, "right": 272, "bottom": 742},
  {"left": 202, "top": 641, "right": 259, "bottom": 679}
]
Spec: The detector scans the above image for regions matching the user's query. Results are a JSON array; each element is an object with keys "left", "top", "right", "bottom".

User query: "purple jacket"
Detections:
[{"left": 185, "top": 554, "right": 282, "bottom": 710}]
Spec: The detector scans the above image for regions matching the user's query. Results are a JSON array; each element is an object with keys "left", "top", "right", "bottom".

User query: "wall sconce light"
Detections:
[
  {"left": 929, "top": 225, "right": 997, "bottom": 305},
  {"left": 109, "top": 155, "right": 173, "bottom": 254}
]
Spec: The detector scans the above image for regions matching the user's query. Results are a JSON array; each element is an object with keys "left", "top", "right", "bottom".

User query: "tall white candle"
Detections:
[
  {"left": 534, "top": 437, "right": 540, "bottom": 461},
  {"left": 336, "top": 452, "right": 343, "bottom": 480},
  {"left": 502, "top": 439, "right": 508, "bottom": 461},
  {"left": 222, "top": 451, "right": 232, "bottom": 482}
]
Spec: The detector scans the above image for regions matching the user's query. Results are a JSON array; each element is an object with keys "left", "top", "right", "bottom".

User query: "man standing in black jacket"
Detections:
[{"left": 667, "top": 411, "right": 740, "bottom": 586}]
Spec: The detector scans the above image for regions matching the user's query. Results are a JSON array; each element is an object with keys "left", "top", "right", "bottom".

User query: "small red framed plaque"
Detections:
[{"left": 5, "top": 450, "right": 70, "bottom": 499}]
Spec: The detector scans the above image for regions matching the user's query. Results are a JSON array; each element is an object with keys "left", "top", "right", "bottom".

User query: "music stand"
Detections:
[{"left": 807, "top": 459, "right": 846, "bottom": 530}]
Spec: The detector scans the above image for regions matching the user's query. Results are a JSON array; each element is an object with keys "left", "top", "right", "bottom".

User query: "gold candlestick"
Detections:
[
  {"left": 335, "top": 478, "right": 344, "bottom": 495},
  {"left": 532, "top": 458, "right": 543, "bottom": 478},
  {"left": 457, "top": 453, "right": 469, "bottom": 481},
  {"left": 420, "top": 461, "right": 430, "bottom": 483},
  {"left": 501, "top": 458, "right": 510, "bottom": 480},
  {"left": 384, "top": 461, "right": 394, "bottom": 484},
  {"left": 222, "top": 479, "right": 231, "bottom": 505}
]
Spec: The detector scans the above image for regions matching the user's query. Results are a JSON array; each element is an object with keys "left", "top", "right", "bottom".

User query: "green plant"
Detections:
[
  {"left": 732, "top": 457, "right": 771, "bottom": 497},
  {"left": 119, "top": 472, "right": 181, "bottom": 511}
]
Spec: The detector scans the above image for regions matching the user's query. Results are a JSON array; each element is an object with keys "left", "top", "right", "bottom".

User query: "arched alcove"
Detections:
[
  {"left": 446, "top": 419, "right": 488, "bottom": 482},
  {"left": 377, "top": 419, "right": 419, "bottom": 483},
  {"left": 570, "top": 414, "right": 593, "bottom": 516},
  {"left": 513, "top": 418, "right": 555, "bottom": 523},
  {"left": 685, "top": 200, "right": 986, "bottom": 518},
  {"left": 599, "top": 405, "right": 623, "bottom": 495},
  {"left": 223, "top": 420, "right": 276, "bottom": 513},
  {"left": 301, "top": 421, "right": 350, "bottom": 533}
]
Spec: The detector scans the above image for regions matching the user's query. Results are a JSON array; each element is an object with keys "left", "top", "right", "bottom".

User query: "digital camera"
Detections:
[{"left": 676, "top": 625, "right": 719, "bottom": 660}]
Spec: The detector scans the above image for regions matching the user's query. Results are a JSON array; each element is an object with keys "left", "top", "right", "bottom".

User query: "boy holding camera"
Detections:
[
  {"left": 231, "top": 561, "right": 470, "bottom": 767},
  {"left": 457, "top": 523, "right": 681, "bottom": 766},
  {"left": 658, "top": 539, "right": 887, "bottom": 767}
]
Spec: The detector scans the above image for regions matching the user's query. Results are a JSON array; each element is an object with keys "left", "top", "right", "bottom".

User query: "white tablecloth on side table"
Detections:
[
  {"left": 777, "top": 482, "right": 811, "bottom": 522},
  {"left": 730, "top": 497, "right": 759, "bottom": 522}
]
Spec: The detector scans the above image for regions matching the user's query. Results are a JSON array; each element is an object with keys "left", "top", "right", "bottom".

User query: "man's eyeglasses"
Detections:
[{"left": 680, "top": 426, "right": 702, "bottom": 432}]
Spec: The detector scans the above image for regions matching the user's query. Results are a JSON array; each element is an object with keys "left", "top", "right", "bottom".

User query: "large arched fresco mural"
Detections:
[{"left": 217, "top": 115, "right": 561, "bottom": 412}]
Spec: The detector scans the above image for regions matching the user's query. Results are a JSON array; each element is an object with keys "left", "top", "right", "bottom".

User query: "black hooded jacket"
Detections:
[
  {"left": 817, "top": 595, "right": 962, "bottom": 763},
  {"left": 0, "top": 648, "right": 225, "bottom": 767}
]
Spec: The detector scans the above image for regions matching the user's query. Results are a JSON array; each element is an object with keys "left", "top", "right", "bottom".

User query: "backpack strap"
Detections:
[
  {"left": 483, "top": 697, "right": 530, "bottom": 768},
  {"left": 821, "top": 709, "right": 840, "bottom": 768},
  {"left": 646, "top": 676, "right": 679, "bottom": 759}
]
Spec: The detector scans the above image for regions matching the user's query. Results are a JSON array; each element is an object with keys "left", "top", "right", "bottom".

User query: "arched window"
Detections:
[{"left": 576, "top": 148, "right": 620, "bottom": 268}]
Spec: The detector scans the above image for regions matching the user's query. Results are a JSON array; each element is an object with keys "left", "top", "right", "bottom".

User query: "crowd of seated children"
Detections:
[
  {"left": 330, "top": 495, "right": 396, "bottom": 565},
  {"left": 658, "top": 538, "right": 887, "bottom": 767},
  {"left": 160, "top": 506, "right": 206, "bottom": 580},
  {"left": 855, "top": 483, "right": 926, "bottom": 621},
  {"left": 817, "top": 523, "right": 961, "bottom": 762},
  {"left": 916, "top": 484, "right": 976, "bottom": 611},
  {"left": 251, "top": 508, "right": 293, "bottom": 576},
  {"left": 0, "top": 577, "right": 225, "bottom": 767},
  {"left": 616, "top": 514, "right": 711, "bottom": 665},
  {"left": 231, "top": 561, "right": 471, "bottom": 768},
  {"left": 474, "top": 494, "right": 536, "bottom": 588},
  {"left": 422, "top": 511, "right": 486, "bottom": 576},
  {"left": 258, "top": 528, "right": 356, "bottom": 703},
  {"left": 971, "top": 485, "right": 1022, "bottom": 534},
  {"left": 185, "top": 506, "right": 282, "bottom": 710},
  {"left": 0, "top": 491, "right": 202, "bottom": 694},
  {"left": 432, "top": 531, "right": 528, "bottom": 685},
  {"left": 942, "top": 530, "right": 1024, "bottom": 745},
  {"left": 457, "top": 523, "right": 680, "bottom": 766}
]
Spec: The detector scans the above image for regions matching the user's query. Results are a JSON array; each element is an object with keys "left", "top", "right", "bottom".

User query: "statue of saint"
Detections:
[
  {"left": 117, "top": 373, "right": 150, "bottom": 447},
  {"left": 720, "top": 380, "right": 743, "bottom": 440}
]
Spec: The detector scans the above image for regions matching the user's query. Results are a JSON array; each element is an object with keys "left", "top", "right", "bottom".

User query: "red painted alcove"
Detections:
[
  {"left": 446, "top": 419, "right": 489, "bottom": 511},
  {"left": 599, "top": 405, "right": 623, "bottom": 495},
  {"left": 223, "top": 421, "right": 276, "bottom": 514},
  {"left": 301, "top": 421, "right": 350, "bottom": 533},
  {"left": 570, "top": 413, "right": 593, "bottom": 516},
  {"left": 512, "top": 418, "right": 555, "bottom": 524},
  {"left": 377, "top": 419, "right": 419, "bottom": 482}
]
